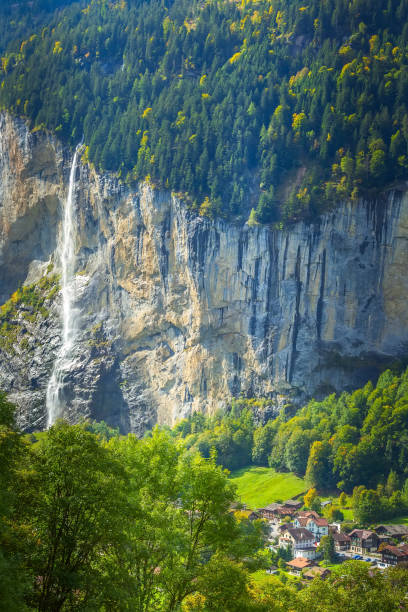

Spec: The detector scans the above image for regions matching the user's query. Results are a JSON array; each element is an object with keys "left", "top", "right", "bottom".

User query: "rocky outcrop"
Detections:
[{"left": 1, "top": 112, "right": 408, "bottom": 433}]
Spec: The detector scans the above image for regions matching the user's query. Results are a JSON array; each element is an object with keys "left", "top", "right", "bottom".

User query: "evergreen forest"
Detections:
[{"left": 1, "top": 0, "right": 408, "bottom": 222}]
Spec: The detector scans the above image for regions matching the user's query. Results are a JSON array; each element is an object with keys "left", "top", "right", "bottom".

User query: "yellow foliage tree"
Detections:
[
  {"left": 304, "top": 488, "right": 318, "bottom": 508},
  {"left": 53, "top": 41, "right": 63, "bottom": 55},
  {"left": 199, "top": 197, "right": 213, "bottom": 217}
]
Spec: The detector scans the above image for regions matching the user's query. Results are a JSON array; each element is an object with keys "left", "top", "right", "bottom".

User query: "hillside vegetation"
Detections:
[
  {"left": 2, "top": 392, "right": 408, "bottom": 609},
  {"left": 172, "top": 367, "right": 408, "bottom": 523},
  {"left": 0, "top": 1, "right": 71, "bottom": 53},
  {"left": 1, "top": 0, "right": 408, "bottom": 223},
  {"left": 172, "top": 368, "right": 408, "bottom": 489}
]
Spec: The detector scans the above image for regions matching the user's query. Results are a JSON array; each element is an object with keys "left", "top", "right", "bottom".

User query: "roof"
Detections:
[
  {"left": 382, "top": 545, "right": 408, "bottom": 558},
  {"left": 278, "top": 522, "right": 293, "bottom": 531},
  {"left": 376, "top": 525, "right": 408, "bottom": 536},
  {"left": 296, "top": 510, "right": 320, "bottom": 520},
  {"left": 283, "top": 528, "right": 315, "bottom": 542},
  {"left": 308, "top": 518, "right": 329, "bottom": 527},
  {"left": 258, "top": 503, "right": 281, "bottom": 512},
  {"left": 277, "top": 506, "right": 296, "bottom": 515},
  {"left": 287, "top": 557, "right": 316, "bottom": 569},
  {"left": 258, "top": 503, "right": 296, "bottom": 516},
  {"left": 303, "top": 566, "right": 331, "bottom": 578},
  {"left": 283, "top": 499, "right": 303, "bottom": 507},
  {"left": 333, "top": 532, "right": 351, "bottom": 542},
  {"left": 296, "top": 517, "right": 309, "bottom": 527},
  {"left": 295, "top": 547, "right": 317, "bottom": 552},
  {"left": 321, "top": 500, "right": 332, "bottom": 507},
  {"left": 349, "top": 529, "right": 377, "bottom": 540}
]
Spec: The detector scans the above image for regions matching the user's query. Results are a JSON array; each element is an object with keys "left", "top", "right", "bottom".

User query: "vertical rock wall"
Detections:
[{"left": 1, "top": 112, "right": 408, "bottom": 432}]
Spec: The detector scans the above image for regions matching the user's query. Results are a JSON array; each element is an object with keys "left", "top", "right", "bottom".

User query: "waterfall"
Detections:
[{"left": 46, "top": 147, "right": 80, "bottom": 427}]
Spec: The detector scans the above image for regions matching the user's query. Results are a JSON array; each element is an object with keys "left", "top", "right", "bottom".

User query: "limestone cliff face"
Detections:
[{"left": 1, "top": 112, "right": 408, "bottom": 433}]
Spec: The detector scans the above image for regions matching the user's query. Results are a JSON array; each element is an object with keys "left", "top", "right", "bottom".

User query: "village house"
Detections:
[
  {"left": 293, "top": 546, "right": 318, "bottom": 560},
  {"left": 294, "top": 515, "right": 328, "bottom": 540},
  {"left": 349, "top": 529, "right": 379, "bottom": 555},
  {"left": 257, "top": 502, "right": 281, "bottom": 521},
  {"left": 282, "top": 499, "right": 303, "bottom": 511},
  {"left": 257, "top": 503, "right": 297, "bottom": 522},
  {"left": 303, "top": 566, "right": 331, "bottom": 580},
  {"left": 279, "top": 527, "right": 316, "bottom": 557},
  {"left": 286, "top": 557, "right": 316, "bottom": 576},
  {"left": 375, "top": 525, "right": 408, "bottom": 541},
  {"left": 293, "top": 516, "right": 309, "bottom": 528},
  {"left": 306, "top": 518, "right": 329, "bottom": 541},
  {"left": 333, "top": 532, "right": 351, "bottom": 552},
  {"left": 381, "top": 544, "right": 408, "bottom": 566},
  {"left": 296, "top": 510, "right": 320, "bottom": 520}
]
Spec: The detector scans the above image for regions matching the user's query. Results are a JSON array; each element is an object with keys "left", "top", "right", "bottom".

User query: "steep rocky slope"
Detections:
[{"left": 1, "top": 112, "right": 408, "bottom": 433}]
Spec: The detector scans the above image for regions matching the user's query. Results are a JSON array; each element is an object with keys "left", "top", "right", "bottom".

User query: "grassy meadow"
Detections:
[{"left": 229, "top": 466, "right": 306, "bottom": 509}]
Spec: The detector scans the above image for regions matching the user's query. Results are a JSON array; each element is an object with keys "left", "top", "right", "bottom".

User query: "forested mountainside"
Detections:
[
  {"left": 169, "top": 367, "right": 408, "bottom": 524},
  {"left": 1, "top": 0, "right": 408, "bottom": 223},
  {"left": 0, "top": 1, "right": 71, "bottom": 54},
  {"left": 173, "top": 367, "right": 408, "bottom": 493}
]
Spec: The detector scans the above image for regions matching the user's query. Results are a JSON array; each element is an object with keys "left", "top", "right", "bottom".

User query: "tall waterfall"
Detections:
[{"left": 46, "top": 148, "right": 80, "bottom": 427}]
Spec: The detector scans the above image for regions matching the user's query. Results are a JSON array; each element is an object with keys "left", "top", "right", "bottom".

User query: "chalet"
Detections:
[
  {"left": 296, "top": 510, "right": 320, "bottom": 520},
  {"left": 286, "top": 557, "right": 316, "bottom": 576},
  {"left": 349, "top": 530, "right": 379, "bottom": 554},
  {"left": 376, "top": 532, "right": 394, "bottom": 547},
  {"left": 257, "top": 502, "right": 280, "bottom": 519},
  {"left": 257, "top": 503, "right": 296, "bottom": 522},
  {"left": 381, "top": 544, "right": 408, "bottom": 566},
  {"left": 305, "top": 517, "right": 329, "bottom": 541},
  {"left": 279, "top": 527, "right": 315, "bottom": 556},
  {"left": 333, "top": 532, "right": 351, "bottom": 552},
  {"left": 375, "top": 525, "right": 408, "bottom": 541},
  {"left": 282, "top": 499, "right": 303, "bottom": 511},
  {"left": 303, "top": 566, "right": 331, "bottom": 580}
]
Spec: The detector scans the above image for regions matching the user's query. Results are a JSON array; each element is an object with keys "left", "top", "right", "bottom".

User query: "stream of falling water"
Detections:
[{"left": 46, "top": 147, "right": 80, "bottom": 427}]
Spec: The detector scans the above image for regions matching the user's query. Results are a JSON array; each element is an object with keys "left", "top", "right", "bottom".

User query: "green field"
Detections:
[
  {"left": 340, "top": 508, "right": 354, "bottom": 521},
  {"left": 229, "top": 466, "right": 306, "bottom": 509},
  {"left": 250, "top": 570, "right": 281, "bottom": 588},
  {"left": 250, "top": 569, "right": 300, "bottom": 587},
  {"left": 320, "top": 495, "right": 354, "bottom": 521}
]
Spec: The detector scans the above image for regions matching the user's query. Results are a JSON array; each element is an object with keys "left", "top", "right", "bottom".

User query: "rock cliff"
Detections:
[{"left": 1, "top": 112, "right": 408, "bottom": 433}]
